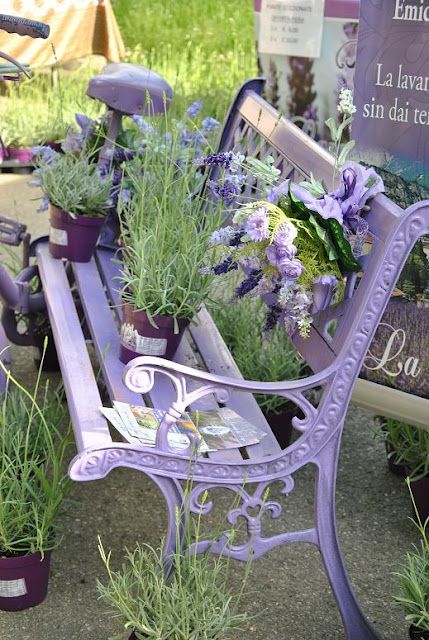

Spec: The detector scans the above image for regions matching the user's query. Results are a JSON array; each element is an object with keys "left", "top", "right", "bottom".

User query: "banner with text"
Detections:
[
  {"left": 353, "top": 0, "right": 429, "bottom": 402},
  {"left": 254, "top": 0, "right": 360, "bottom": 140}
]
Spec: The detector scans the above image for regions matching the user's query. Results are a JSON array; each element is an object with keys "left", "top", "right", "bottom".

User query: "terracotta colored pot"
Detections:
[
  {"left": 410, "top": 624, "right": 429, "bottom": 639},
  {"left": 0, "top": 551, "right": 51, "bottom": 611},
  {"left": 120, "top": 304, "right": 189, "bottom": 364},
  {"left": 49, "top": 204, "right": 105, "bottom": 262}
]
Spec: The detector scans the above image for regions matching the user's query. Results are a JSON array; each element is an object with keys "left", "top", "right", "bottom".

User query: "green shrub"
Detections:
[{"left": 211, "top": 298, "right": 304, "bottom": 414}]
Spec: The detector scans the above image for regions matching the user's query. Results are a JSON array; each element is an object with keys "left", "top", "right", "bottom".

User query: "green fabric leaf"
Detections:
[
  {"left": 308, "top": 214, "right": 338, "bottom": 261},
  {"left": 338, "top": 140, "right": 355, "bottom": 166},
  {"left": 299, "top": 175, "right": 326, "bottom": 197},
  {"left": 325, "top": 117, "right": 339, "bottom": 142},
  {"left": 325, "top": 218, "right": 361, "bottom": 272}
]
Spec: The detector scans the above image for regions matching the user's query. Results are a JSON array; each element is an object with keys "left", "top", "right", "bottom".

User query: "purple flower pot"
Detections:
[
  {"left": 3, "top": 147, "right": 34, "bottom": 164},
  {"left": 49, "top": 205, "right": 105, "bottom": 263},
  {"left": 120, "top": 304, "right": 189, "bottom": 364},
  {"left": 410, "top": 625, "right": 429, "bottom": 639},
  {"left": 0, "top": 551, "right": 51, "bottom": 611}
]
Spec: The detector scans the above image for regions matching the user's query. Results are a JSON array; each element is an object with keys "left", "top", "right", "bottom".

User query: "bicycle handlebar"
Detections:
[{"left": 0, "top": 14, "right": 50, "bottom": 39}]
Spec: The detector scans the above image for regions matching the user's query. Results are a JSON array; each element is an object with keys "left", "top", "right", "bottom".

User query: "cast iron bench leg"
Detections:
[{"left": 316, "top": 434, "right": 382, "bottom": 640}]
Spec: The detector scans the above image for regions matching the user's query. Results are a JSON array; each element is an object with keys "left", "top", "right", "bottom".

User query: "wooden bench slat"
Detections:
[
  {"left": 72, "top": 259, "right": 143, "bottom": 406},
  {"left": 191, "top": 307, "right": 282, "bottom": 458},
  {"left": 95, "top": 247, "right": 122, "bottom": 319},
  {"left": 36, "top": 245, "right": 112, "bottom": 452}
]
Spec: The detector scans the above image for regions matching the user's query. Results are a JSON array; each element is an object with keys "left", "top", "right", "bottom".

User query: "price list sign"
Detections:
[{"left": 258, "top": 0, "right": 325, "bottom": 58}]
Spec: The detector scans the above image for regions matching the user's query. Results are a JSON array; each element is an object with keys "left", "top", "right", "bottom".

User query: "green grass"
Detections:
[{"left": 1, "top": 0, "right": 256, "bottom": 146}]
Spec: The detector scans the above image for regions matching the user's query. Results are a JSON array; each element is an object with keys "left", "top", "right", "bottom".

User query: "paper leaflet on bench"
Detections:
[{"left": 100, "top": 402, "right": 267, "bottom": 451}]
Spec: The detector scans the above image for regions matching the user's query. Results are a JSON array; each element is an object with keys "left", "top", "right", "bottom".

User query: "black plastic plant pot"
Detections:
[
  {"left": 409, "top": 624, "right": 429, "bottom": 639},
  {"left": 385, "top": 441, "right": 407, "bottom": 478},
  {"left": 262, "top": 405, "right": 304, "bottom": 449},
  {"left": 33, "top": 330, "right": 60, "bottom": 373},
  {"left": 262, "top": 409, "right": 294, "bottom": 449},
  {"left": 408, "top": 473, "right": 429, "bottom": 524},
  {"left": 0, "top": 551, "right": 51, "bottom": 611}
]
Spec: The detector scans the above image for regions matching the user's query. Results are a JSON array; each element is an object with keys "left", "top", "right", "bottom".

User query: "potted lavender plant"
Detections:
[
  {"left": 395, "top": 478, "right": 429, "bottom": 640},
  {"left": 117, "top": 112, "right": 222, "bottom": 363},
  {"left": 97, "top": 488, "right": 249, "bottom": 640},
  {"left": 0, "top": 364, "right": 71, "bottom": 611},
  {"left": 379, "top": 417, "right": 429, "bottom": 522},
  {"left": 35, "top": 149, "right": 112, "bottom": 262}
]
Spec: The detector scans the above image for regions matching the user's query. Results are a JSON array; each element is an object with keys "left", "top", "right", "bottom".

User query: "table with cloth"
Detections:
[{"left": 0, "top": 0, "right": 125, "bottom": 66}]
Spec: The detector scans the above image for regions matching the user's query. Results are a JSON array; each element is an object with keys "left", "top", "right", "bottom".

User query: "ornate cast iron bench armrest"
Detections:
[{"left": 123, "top": 355, "right": 337, "bottom": 452}]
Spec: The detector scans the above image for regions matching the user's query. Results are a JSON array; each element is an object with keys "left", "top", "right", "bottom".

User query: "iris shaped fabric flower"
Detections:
[{"left": 306, "top": 194, "right": 343, "bottom": 223}]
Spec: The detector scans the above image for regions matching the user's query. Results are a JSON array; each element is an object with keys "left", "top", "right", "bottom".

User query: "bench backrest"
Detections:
[{"left": 212, "top": 81, "right": 428, "bottom": 391}]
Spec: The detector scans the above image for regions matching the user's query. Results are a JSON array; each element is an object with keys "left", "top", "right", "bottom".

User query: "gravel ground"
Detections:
[{"left": 0, "top": 174, "right": 418, "bottom": 640}]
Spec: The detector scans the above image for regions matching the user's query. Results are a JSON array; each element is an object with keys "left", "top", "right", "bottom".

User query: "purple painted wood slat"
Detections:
[
  {"left": 238, "top": 92, "right": 336, "bottom": 187},
  {"left": 36, "top": 244, "right": 112, "bottom": 452},
  {"left": 95, "top": 247, "right": 122, "bottom": 320},
  {"left": 71, "top": 259, "right": 143, "bottom": 406},
  {"left": 292, "top": 325, "right": 337, "bottom": 372},
  {"left": 175, "top": 337, "right": 244, "bottom": 463},
  {"left": 190, "top": 307, "right": 282, "bottom": 458}
]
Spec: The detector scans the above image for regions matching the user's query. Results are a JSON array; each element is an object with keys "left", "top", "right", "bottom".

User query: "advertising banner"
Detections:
[
  {"left": 255, "top": 0, "right": 429, "bottom": 422},
  {"left": 353, "top": 0, "right": 429, "bottom": 405}
]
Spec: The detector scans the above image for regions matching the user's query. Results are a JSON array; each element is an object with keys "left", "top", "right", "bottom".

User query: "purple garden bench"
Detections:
[{"left": 30, "top": 81, "right": 429, "bottom": 639}]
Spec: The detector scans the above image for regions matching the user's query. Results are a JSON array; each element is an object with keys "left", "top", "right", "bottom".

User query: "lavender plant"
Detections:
[
  {"left": 0, "top": 357, "right": 71, "bottom": 556},
  {"left": 33, "top": 149, "right": 113, "bottom": 218},
  {"left": 211, "top": 297, "right": 304, "bottom": 414},
  {"left": 117, "top": 111, "right": 223, "bottom": 325},
  {"left": 33, "top": 101, "right": 220, "bottom": 216},
  {"left": 395, "top": 478, "right": 429, "bottom": 634},
  {"left": 380, "top": 417, "right": 429, "bottom": 481},
  {"left": 97, "top": 487, "right": 250, "bottom": 640}
]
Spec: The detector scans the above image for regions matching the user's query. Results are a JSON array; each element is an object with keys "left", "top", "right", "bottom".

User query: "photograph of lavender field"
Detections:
[{"left": 360, "top": 239, "right": 429, "bottom": 398}]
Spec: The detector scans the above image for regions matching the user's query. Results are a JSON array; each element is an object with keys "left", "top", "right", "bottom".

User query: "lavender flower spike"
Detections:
[
  {"left": 202, "top": 117, "right": 220, "bottom": 132},
  {"left": 186, "top": 101, "right": 202, "bottom": 118},
  {"left": 234, "top": 270, "right": 263, "bottom": 298}
]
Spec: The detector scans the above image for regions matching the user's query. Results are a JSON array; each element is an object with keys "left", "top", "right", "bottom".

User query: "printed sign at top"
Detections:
[
  {"left": 353, "top": 0, "right": 429, "bottom": 184},
  {"left": 258, "top": 0, "right": 325, "bottom": 58}
]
